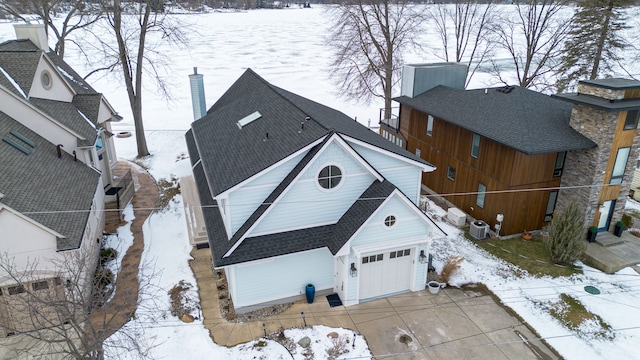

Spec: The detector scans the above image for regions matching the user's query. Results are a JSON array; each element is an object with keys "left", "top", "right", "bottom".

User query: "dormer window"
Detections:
[{"left": 41, "top": 70, "right": 52, "bottom": 90}]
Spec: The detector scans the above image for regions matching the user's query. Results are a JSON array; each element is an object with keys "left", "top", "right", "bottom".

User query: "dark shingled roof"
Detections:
[
  {"left": 46, "top": 50, "right": 96, "bottom": 94},
  {"left": 0, "top": 40, "right": 41, "bottom": 95},
  {"left": 29, "top": 98, "right": 98, "bottom": 146},
  {"left": 72, "top": 94, "right": 102, "bottom": 124},
  {"left": 187, "top": 69, "right": 439, "bottom": 267},
  {"left": 0, "top": 111, "right": 100, "bottom": 251},
  {"left": 0, "top": 39, "right": 106, "bottom": 147},
  {"left": 191, "top": 68, "right": 431, "bottom": 196},
  {"left": 395, "top": 85, "right": 597, "bottom": 155},
  {"left": 211, "top": 180, "right": 395, "bottom": 267}
]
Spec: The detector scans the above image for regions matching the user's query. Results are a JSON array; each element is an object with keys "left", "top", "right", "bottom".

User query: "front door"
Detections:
[{"left": 597, "top": 200, "right": 616, "bottom": 232}]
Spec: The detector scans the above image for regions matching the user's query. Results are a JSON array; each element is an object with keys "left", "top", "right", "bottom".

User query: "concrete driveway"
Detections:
[
  {"left": 192, "top": 248, "right": 558, "bottom": 359},
  {"left": 347, "top": 286, "right": 557, "bottom": 359}
]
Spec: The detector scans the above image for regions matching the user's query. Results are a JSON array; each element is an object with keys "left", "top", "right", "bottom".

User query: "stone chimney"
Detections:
[
  {"left": 189, "top": 67, "right": 206, "bottom": 121},
  {"left": 13, "top": 23, "right": 49, "bottom": 51},
  {"left": 552, "top": 78, "right": 640, "bottom": 232}
]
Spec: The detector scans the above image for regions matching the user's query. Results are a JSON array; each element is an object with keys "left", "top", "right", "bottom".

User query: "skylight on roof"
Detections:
[
  {"left": 237, "top": 111, "right": 262, "bottom": 129},
  {"left": 2, "top": 130, "right": 36, "bottom": 156}
]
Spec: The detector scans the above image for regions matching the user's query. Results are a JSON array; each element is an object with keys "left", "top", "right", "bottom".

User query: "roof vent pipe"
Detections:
[
  {"left": 189, "top": 67, "right": 207, "bottom": 121},
  {"left": 72, "top": 150, "right": 77, "bottom": 161},
  {"left": 56, "top": 144, "right": 63, "bottom": 158}
]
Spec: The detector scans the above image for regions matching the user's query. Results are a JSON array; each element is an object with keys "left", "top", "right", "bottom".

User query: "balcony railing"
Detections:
[{"left": 379, "top": 107, "right": 400, "bottom": 131}]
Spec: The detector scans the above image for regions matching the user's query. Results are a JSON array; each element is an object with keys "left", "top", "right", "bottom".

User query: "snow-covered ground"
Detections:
[{"left": 2, "top": 5, "right": 640, "bottom": 359}]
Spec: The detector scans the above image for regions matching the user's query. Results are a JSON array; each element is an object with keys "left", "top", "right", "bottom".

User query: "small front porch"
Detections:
[{"left": 583, "top": 230, "right": 640, "bottom": 273}]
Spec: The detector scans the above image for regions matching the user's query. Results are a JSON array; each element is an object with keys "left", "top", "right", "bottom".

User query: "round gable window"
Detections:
[
  {"left": 384, "top": 215, "right": 396, "bottom": 228},
  {"left": 41, "top": 71, "right": 52, "bottom": 90},
  {"left": 318, "top": 165, "right": 342, "bottom": 190}
]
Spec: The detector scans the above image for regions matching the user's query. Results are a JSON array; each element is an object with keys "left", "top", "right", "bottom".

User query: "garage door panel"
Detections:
[{"left": 360, "top": 248, "right": 412, "bottom": 300}]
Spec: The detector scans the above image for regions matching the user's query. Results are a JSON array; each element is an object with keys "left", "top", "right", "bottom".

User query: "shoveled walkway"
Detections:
[
  {"left": 89, "top": 161, "right": 159, "bottom": 338},
  {"left": 190, "top": 248, "right": 558, "bottom": 359}
]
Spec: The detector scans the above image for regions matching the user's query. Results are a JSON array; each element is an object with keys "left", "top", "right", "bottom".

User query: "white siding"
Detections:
[
  {"left": 0, "top": 210, "right": 61, "bottom": 284},
  {"left": 230, "top": 248, "right": 334, "bottom": 308},
  {"left": 250, "top": 141, "right": 376, "bottom": 235},
  {"left": 28, "top": 58, "right": 74, "bottom": 102},
  {"left": 350, "top": 143, "right": 423, "bottom": 203},
  {"left": 351, "top": 197, "right": 433, "bottom": 248},
  {"left": 228, "top": 152, "right": 306, "bottom": 234},
  {"left": 0, "top": 90, "right": 79, "bottom": 157}
]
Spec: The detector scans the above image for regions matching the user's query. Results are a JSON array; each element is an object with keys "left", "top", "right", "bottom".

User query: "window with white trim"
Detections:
[
  {"left": 318, "top": 165, "right": 342, "bottom": 189},
  {"left": 384, "top": 215, "right": 396, "bottom": 227},
  {"left": 427, "top": 115, "right": 433, "bottom": 136}
]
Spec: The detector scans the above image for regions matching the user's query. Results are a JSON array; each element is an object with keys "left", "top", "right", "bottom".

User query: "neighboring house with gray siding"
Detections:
[{"left": 185, "top": 69, "right": 446, "bottom": 313}]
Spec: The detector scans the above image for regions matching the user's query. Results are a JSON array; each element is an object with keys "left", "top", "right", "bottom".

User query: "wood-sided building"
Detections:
[{"left": 381, "top": 64, "right": 640, "bottom": 237}]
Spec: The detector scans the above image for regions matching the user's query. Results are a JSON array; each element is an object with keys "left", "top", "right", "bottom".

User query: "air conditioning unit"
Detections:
[
  {"left": 447, "top": 208, "right": 466, "bottom": 227},
  {"left": 469, "top": 220, "right": 489, "bottom": 240}
]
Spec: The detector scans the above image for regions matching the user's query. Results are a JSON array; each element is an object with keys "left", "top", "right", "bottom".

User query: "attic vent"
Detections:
[
  {"left": 237, "top": 111, "right": 262, "bottom": 129},
  {"left": 496, "top": 85, "right": 514, "bottom": 94},
  {"left": 2, "top": 130, "right": 36, "bottom": 155}
]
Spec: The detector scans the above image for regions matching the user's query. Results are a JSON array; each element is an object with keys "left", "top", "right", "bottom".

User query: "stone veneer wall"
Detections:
[
  {"left": 558, "top": 105, "right": 616, "bottom": 228},
  {"left": 559, "top": 101, "right": 640, "bottom": 230},
  {"left": 577, "top": 83, "right": 625, "bottom": 101}
]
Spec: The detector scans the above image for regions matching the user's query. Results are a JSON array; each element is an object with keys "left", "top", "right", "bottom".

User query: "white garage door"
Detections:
[{"left": 359, "top": 248, "right": 413, "bottom": 300}]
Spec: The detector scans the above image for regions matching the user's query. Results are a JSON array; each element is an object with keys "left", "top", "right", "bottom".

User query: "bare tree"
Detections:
[
  {"left": 83, "top": 0, "right": 188, "bottom": 158},
  {"left": 326, "top": 0, "right": 425, "bottom": 121},
  {"left": 490, "top": 0, "right": 572, "bottom": 91},
  {"left": 0, "top": 0, "right": 103, "bottom": 58},
  {"left": 0, "top": 250, "right": 158, "bottom": 359},
  {"left": 428, "top": 0, "right": 496, "bottom": 87}
]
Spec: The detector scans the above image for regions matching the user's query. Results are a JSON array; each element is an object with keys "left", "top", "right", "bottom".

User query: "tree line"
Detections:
[
  {"left": 0, "top": 0, "right": 637, "bottom": 156},
  {"left": 328, "top": 0, "right": 638, "bottom": 118}
]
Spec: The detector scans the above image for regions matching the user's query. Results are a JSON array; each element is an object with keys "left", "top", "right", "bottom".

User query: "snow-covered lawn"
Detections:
[
  {"left": 426, "top": 201, "right": 640, "bottom": 360},
  {"left": 3, "top": 5, "right": 640, "bottom": 358}
]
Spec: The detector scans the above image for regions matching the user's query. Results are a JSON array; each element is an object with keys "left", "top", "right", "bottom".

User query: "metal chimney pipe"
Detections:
[
  {"left": 56, "top": 144, "right": 63, "bottom": 158},
  {"left": 189, "top": 67, "right": 206, "bottom": 121}
]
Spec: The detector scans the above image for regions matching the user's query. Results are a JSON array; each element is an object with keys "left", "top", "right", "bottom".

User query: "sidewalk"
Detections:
[
  {"left": 90, "top": 161, "right": 159, "bottom": 338},
  {"left": 189, "top": 247, "right": 558, "bottom": 359}
]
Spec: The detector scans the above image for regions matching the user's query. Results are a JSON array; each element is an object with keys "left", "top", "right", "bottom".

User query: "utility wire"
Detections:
[{"left": 17, "top": 181, "right": 635, "bottom": 215}]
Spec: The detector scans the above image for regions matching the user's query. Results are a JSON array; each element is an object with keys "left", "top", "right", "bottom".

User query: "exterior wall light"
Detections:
[
  {"left": 350, "top": 263, "right": 358, "bottom": 277},
  {"left": 419, "top": 250, "right": 427, "bottom": 264}
]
